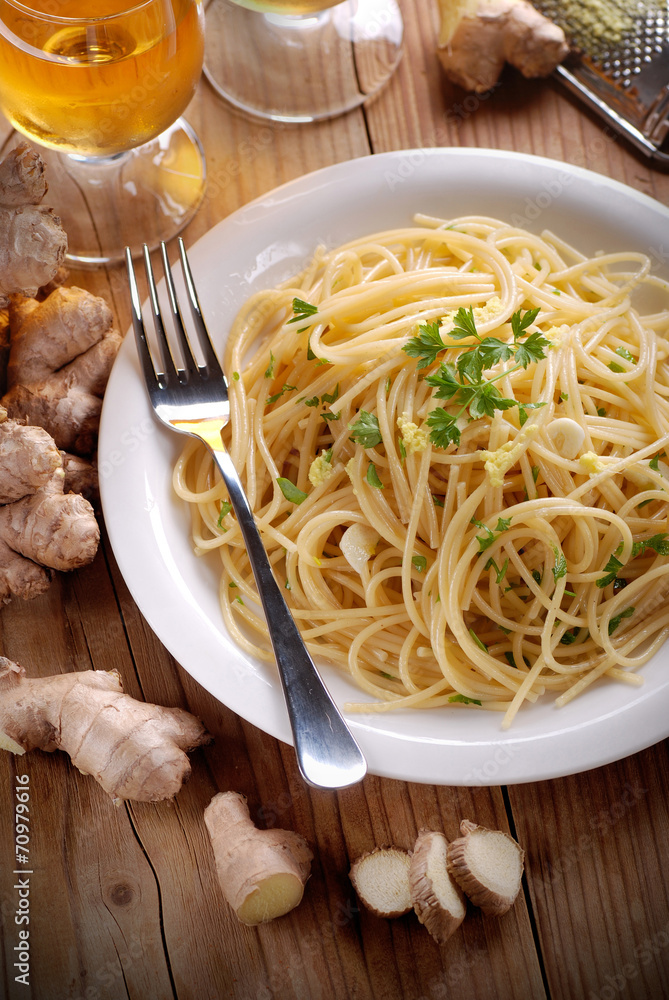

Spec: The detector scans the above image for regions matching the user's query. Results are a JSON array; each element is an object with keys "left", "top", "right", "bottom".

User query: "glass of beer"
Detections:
[
  {"left": 0, "top": 0, "right": 206, "bottom": 264},
  {"left": 203, "top": 0, "right": 403, "bottom": 122}
]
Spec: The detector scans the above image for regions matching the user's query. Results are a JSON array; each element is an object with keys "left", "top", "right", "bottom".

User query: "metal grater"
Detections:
[{"left": 532, "top": 0, "right": 669, "bottom": 167}]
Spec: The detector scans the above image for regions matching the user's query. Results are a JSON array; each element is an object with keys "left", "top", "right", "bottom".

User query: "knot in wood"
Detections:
[{"left": 108, "top": 882, "right": 134, "bottom": 907}]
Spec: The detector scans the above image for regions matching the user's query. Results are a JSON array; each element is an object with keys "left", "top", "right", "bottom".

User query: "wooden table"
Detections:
[{"left": 2, "top": 2, "right": 669, "bottom": 998}]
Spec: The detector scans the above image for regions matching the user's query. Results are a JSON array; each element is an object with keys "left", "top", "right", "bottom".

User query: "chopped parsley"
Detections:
[
  {"left": 552, "top": 546, "right": 568, "bottom": 583},
  {"left": 366, "top": 463, "right": 384, "bottom": 488},
  {"left": 288, "top": 297, "right": 319, "bottom": 329},
  {"left": 485, "top": 556, "right": 509, "bottom": 584},
  {"left": 349, "top": 411, "right": 383, "bottom": 448},
  {"left": 276, "top": 477, "right": 308, "bottom": 505},
  {"left": 449, "top": 693, "right": 482, "bottom": 705},
  {"left": 596, "top": 552, "right": 624, "bottom": 589},
  {"left": 217, "top": 501, "right": 232, "bottom": 528},
  {"left": 608, "top": 606, "right": 634, "bottom": 635}
]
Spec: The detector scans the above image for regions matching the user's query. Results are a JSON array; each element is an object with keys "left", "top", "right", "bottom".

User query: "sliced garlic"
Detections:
[
  {"left": 546, "top": 417, "right": 585, "bottom": 460},
  {"left": 340, "top": 523, "right": 380, "bottom": 574},
  {"left": 625, "top": 458, "right": 669, "bottom": 491}
]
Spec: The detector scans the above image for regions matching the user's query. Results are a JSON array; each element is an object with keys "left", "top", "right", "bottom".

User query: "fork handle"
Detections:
[{"left": 209, "top": 445, "right": 367, "bottom": 789}]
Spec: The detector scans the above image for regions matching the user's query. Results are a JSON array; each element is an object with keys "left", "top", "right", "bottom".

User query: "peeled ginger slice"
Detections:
[
  {"left": 410, "top": 830, "right": 466, "bottom": 944},
  {"left": 349, "top": 847, "right": 412, "bottom": 918},
  {"left": 446, "top": 819, "right": 524, "bottom": 915}
]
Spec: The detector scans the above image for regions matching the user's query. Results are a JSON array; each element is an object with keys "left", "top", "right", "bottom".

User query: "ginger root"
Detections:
[
  {"left": 204, "top": 791, "right": 313, "bottom": 926},
  {"left": 446, "top": 819, "right": 525, "bottom": 915},
  {"left": 349, "top": 846, "right": 413, "bottom": 918},
  {"left": 437, "top": 0, "right": 569, "bottom": 93},
  {"left": 0, "top": 142, "right": 67, "bottom": 306},
  {"left": 0, "top": 412, "right": 99, "bottom": 602},
  {"left": 410, "top": 830, "right": 466, "bottom": 944},
  {"left": 0, "top": 658, "right": 209, "bottom": 802},
  {"left": 2, "top": 286, "right": 122, "bottom": 456}
]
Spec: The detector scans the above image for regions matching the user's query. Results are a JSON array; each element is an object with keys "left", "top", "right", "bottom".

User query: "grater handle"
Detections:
[{"left": 555, "top": 66, "right": 669, "bottom": 171}]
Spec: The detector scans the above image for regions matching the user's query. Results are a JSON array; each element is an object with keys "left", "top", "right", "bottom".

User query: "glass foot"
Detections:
[
  {"left": 34, "top": 118, "right": 206, "bottom": 266},
  {"left": 203, "top": 0, "right": 403, "bottom": 123}
]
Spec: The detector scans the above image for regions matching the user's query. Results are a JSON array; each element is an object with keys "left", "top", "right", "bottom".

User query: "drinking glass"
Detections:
[
  {"left": 0, "top": 0, "right": 206, "bottom": 264},
  {"left": 204, "top": 0, "right": 403, "bottom": 122}
]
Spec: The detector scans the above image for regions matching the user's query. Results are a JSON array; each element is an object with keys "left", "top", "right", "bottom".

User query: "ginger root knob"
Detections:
[
  {"left": 436, "top": 0, "right": 569, "bottom": 93},
  {"left": 204, "top": 791, "right": 313, "bottom": 926},
  {"left": 0, "top": 659, "right": 210, "bottom": 802}
]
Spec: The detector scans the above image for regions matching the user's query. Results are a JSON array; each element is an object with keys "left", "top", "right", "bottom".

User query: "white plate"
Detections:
[{"left": 99, "top": 148, "right": 669, "bottom": 786}]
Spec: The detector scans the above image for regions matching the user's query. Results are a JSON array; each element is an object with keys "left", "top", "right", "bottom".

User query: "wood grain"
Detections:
[{"left": 1, "top": 0, "right": 669, "bottom": 997}]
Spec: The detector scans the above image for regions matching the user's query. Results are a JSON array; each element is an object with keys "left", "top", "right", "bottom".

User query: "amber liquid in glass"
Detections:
[{"left": 0, "top": 0, "right": 204, "bottom": 157}]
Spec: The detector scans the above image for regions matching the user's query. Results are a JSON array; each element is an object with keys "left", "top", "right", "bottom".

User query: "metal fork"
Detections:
[{"left": 126, "top": 240, "right": 367, "bottom": 790}]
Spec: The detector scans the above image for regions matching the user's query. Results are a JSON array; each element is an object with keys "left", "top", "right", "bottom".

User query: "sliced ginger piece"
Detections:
[
  {"left": 204, "top": 791, "right": 312, "bottom": 926},
  {"left": 446, "top": 819, "right": 524, "bottom": 915},
  {"left": 349, "top": 847, "right": 412, "bottom": 918},
  {"left": 410, "top": 830, "right": 466, "bottom": 944}
]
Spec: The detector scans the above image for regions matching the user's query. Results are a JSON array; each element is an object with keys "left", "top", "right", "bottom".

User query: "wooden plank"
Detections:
[{"left": 511, "top": 744, "right": 669, "bottom": 1000}]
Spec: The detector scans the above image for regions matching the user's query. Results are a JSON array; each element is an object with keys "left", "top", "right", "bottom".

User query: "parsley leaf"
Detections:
[
  {"left": 608, "top": 606, "right": 634, "bottom": 635},
  {"left": 264, "top": 352, "right": 275, "bottom": 379},
  {"left": 217, "top": 501, "right": 232, "bottom": 528},
  {"left": 511, "top": 307, "right": 540, "bottom": 339},
  {"left": 288, "top": 297, "right": 318, "bottom": 326},
  {"left": 349, "top": 411, "right": 383, "bottom": 448},
  {"left": 468, "top": 628, "right": 488, "bottom": 651},
  {"left": 559, "top": 627, "right": 580, "bottom": 645},
  {"left": 321, "top": 383, "right": 340, "bottom": 405},
  {"left": 426, "top": 407, "right": 461, "bottom": 448},
  {"left": 552, "top": 546, "right": 568, "bottom": 583},
  {"left": 450, "top": 305, "right": 480, "bottom": 340},
  {"left": 615, "top": 346, "right": 636, "bottom": 364},
  {"left": 449, "top": 693, "right": 482, "bottom": 705},
  {"left": 515, "top": 331, "right": 550, "bottom": 369},
  {"left": 276, "top": 477, "right": 308, "bottom": 505},
  {"left": 366, "top": 463, "right": 384, "bottom": 488},
  {"left": 403, "top": 321, "right": 447, "bottom": 368},
  {"left": 471, "top": 518, "right": 496, "bottom": 553},
  {"left": 425, "top": 362, "right": 464, "bottom": 401},
  {"left": 266, "top": 383, "right": 298, "bottom": 405},
  {"left": 411, "top": 555, "right": 427, "bottom": 573},
  {"left": 631, "top": 533, "right": 669, "bottom": 558},
  {"left": 518, "top": 401, "right": 547, "bottom": 426},
  {"left": 596, "top": 553, "right": 624, "bottom": 588},
  {"left": 485, "top": 556, "right": 509, "bottom": 583}
]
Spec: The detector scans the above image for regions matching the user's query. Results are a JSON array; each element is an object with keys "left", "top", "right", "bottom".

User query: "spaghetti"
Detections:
[{"left": 173, "top": 216, "right": 669, "bottom": 727}]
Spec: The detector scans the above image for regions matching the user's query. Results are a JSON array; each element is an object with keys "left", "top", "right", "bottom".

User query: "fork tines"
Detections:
[{"left": 126, "top": 240, "right": 223, "bottom": 388}]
